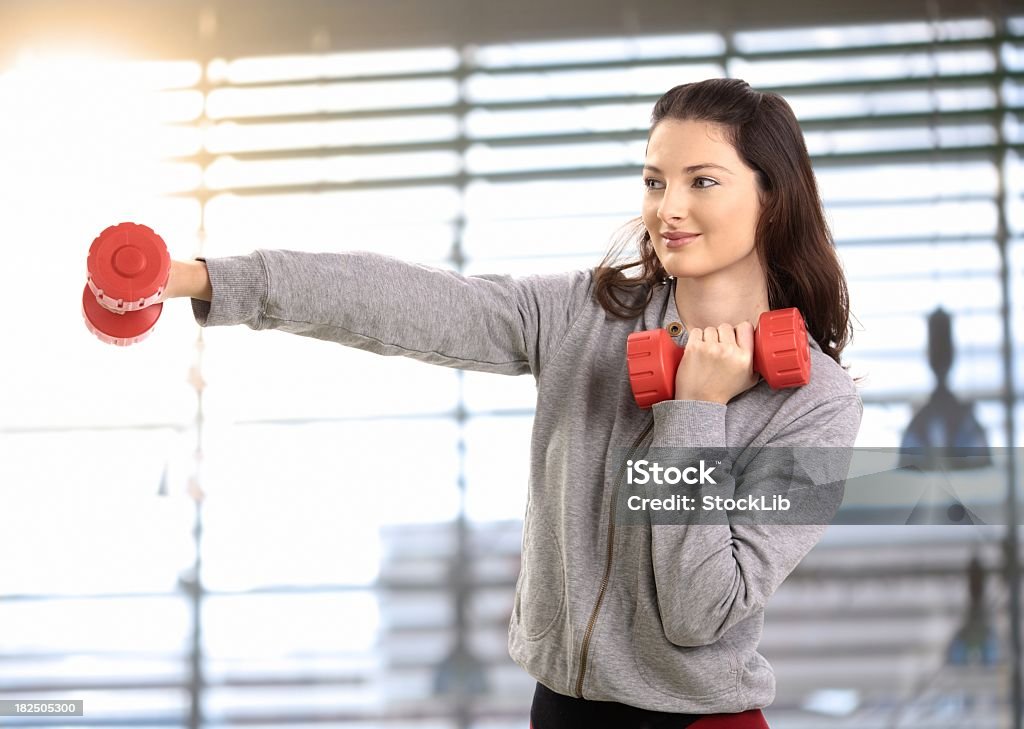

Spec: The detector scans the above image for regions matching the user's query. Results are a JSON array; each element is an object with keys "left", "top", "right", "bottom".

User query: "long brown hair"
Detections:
[{"left": 594, "top": 78, "right": 855, "bottom": 369}]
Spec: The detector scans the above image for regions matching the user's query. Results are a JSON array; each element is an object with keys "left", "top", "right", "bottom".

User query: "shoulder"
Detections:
[
  {"left": 511, "top": 267, "right": 596, "bottom": 301},
  {"left": 754, "top": 338, "right": 863, "bottom": 445},
  {"left": 805, "top": 342, "right": 859, "bottom": 403},
  {"left": 474, "top": 268, "right": 596, "bottom": 322}
]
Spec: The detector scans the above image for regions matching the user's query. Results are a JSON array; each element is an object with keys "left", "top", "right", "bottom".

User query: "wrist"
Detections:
[
  {"left": 167, "top": 260, "right": 212, "bottom": 301},
  {"left": 674, "top": 392, "right": 728, "bottom": 406}
]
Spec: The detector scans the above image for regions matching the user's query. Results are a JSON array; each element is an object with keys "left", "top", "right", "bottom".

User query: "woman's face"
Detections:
[{"left": 641, "top": 119, "right": 764, "bottom": 280}]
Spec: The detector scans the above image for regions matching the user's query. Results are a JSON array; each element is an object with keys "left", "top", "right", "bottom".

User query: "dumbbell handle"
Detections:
[{"left": 626, "top": 308, "right": 810, "bottom": 409}]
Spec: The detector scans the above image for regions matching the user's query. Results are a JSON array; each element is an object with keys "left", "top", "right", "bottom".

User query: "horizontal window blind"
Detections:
[{"left": 0, "top": 12, "right": 1021, "bottom": 729}]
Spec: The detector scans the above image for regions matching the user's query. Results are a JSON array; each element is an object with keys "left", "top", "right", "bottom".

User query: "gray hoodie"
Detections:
[{"left": 190, "top": 249, "right": 863, "bottom": 713}]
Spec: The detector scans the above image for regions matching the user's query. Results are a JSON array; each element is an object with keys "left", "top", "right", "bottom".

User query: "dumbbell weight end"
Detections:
[
  {"left": 82, "top": 222, "right": 171, "bottom": 346},
  {"left": 82, "top": 284, "right": 163, "bottom": 346}
]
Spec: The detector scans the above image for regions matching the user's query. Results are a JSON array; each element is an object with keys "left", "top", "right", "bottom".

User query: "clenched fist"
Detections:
[{"left": 674, "top": 322, "right": 761, "bottom": 405}]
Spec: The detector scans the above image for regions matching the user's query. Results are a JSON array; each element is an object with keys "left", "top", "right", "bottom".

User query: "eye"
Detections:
[{"left": 643, "top": 176, "right": 718, "bottom": 191}]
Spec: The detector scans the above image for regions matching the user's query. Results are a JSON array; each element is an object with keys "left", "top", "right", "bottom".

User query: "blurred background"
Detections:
[{"left": 1, "top": 0, "right": 1023, "bottom": 727}]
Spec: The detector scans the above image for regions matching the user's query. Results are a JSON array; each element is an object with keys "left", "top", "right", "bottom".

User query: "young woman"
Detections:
[{"left": 159, "top": 78, "right": 862, "bottom": 728}]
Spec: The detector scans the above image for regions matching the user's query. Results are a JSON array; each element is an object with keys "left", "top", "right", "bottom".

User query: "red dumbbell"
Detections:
[
  {"left": 626, "top": 307, "right": 811, "bottom": 409},
  {"left": 81, "top": 222, "right": 171, "bottom": 346}
]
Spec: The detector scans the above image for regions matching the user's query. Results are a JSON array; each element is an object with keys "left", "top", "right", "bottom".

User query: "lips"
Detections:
[
  {"left": 662, "top": 232, "right": 700, "bottom": 247},
  {"left": 661, "top": 231, "right": 699, "bottom": 239}
]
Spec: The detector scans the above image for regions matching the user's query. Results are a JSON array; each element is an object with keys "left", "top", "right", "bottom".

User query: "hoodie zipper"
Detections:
[{"left": 573, "top": 418, "right": 654, "bottom": 697}]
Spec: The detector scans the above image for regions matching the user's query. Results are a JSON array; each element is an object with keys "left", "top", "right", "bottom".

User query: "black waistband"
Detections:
[{"left": 530, "top": 681, "right": 701, "bottom": 729}]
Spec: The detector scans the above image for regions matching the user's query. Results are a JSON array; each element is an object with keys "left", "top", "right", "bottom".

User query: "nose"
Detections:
[{"left": 657, "top": 185, "right": 690, "bottom": 224}]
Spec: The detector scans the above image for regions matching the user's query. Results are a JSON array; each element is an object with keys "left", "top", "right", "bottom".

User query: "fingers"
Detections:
[
  {"left": 735, "top": 320, "right": 755, "bottom": 351},
  {"left": 692, "top": 325, "right": 741, "bottom": 346},
  {"left": 691, "top": 327, "right": 721, "bottom": 343},
  {"left": 685, "top": 323, "right": 756, "bottom": 381},
  {"left": 690, "top": 323, "right": 752, "bottom": 347}
]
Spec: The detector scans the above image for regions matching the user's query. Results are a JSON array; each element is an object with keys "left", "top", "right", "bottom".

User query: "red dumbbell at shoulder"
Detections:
[
  {"left": 626, "top": 308, "right": 811, "bottom": 409},
  {"left": 81, "top": 222, "right": 171, "bottom": 346}
]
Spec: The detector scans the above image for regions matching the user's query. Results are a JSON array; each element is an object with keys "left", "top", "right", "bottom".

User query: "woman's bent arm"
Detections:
[{"left": 646, "top": 392, "right": 863, "bottom": 646}]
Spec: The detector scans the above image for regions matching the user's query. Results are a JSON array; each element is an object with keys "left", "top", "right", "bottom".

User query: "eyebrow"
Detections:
[{"left": 642, "top": 163, "right": 733, "bottom": 175}]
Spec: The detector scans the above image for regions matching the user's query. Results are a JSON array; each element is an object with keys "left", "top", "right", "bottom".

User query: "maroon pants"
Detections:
[
  {"left": 689, "top": 711, "right": 770, "bottom": 728},
  {"left": 530, "top": 712, "right": 768, "bottom": 729}
]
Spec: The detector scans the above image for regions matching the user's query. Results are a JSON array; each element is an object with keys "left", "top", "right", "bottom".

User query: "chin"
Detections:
[
  {"left": 656, "top": 251, "right": 699, "bottom": 278},
  {"left": 664, "top": 267, "right": 695, "bottom": 280}
]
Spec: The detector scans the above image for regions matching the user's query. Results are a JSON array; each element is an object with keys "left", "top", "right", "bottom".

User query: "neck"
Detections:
[{"left": 673, "top": 253, "right": 771, "bottom": 331}]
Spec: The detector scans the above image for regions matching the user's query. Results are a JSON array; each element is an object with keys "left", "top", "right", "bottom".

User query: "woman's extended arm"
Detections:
[{"left": 164, "top": 249, "right": 593, "bottom": 379}]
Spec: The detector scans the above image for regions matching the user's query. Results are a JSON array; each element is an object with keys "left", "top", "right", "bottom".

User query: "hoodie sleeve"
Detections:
[
  {"left": 188, "top": 249, "right": 593, "bottom": 379},
  {"left": 645, "top": 393, "right": 863, "bottom": 647}
]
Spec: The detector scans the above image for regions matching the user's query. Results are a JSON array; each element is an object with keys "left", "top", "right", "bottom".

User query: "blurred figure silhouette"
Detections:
[
  {"left": 899, "top": 307, "right": 990, "bottom": 470},
  {"left": 897, "top": 308, "right": 997, "bottom": 667},
  {"left": 946, "top": 553, "right": 1000, "bottom": 666}
]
